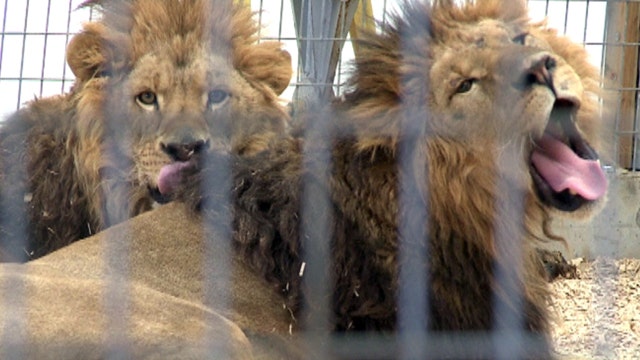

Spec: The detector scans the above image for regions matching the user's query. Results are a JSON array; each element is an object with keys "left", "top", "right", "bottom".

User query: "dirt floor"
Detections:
[{"left": 550, "top": 257, "right": 640, "bottom": 359}]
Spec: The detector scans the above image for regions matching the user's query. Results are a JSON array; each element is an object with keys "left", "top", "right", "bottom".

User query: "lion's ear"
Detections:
[
  {"left": 236, "top": 42, "right": 292, "bottom": 96},
  {"left": 66, "top": 23, "right": 110, "bottom": 82}
]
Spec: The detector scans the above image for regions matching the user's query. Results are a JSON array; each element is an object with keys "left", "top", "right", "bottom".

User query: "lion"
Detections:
[
  {"left": 174, "top": 0, "right": 608, "bottom": 357},
  {"left": 0, "top": 0, "right": 292, "bottom": 262}
]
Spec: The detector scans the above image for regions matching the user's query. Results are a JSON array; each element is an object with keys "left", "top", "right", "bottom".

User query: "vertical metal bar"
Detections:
[
  {"left": 104, "top": 224, "right": 132, "bottom": 358},
  {"left": 544, "top": 0, "right": 549, "bottom": 16},
  {"left": 38, "top": 0, "right": 53, "bottom": 97},
  {"left": 276, "top": 0, "right": 284, "bottom": 41},
  {"left": 302, "top": 2, "right": 331, "bottom": 357},
  {"left": 200, "top": 3, "right": 233, "bottom": 356},
  {"left": 597, "top": 0, "right": 608, "bottom": 85},
  {"left": 278, "top": 0, "right": 285, "bottom": 40},
  {"left": 635, "top": 86, "right": 640, "bottom": 171},
  {"left": 100, "top": 2, "right": 133, "bottom": 357},
  {"left": 562, "top": 0, "right": 570, "bottom": 35},
  {"left": 200, "top": 151, "right": 233, "bottom": 358},
  {"left": 629, "top": 0, "right": 640, "bottom": 170},
  {"left": 289, "top": 1, "right": 336, "bottom": 355},
  {"left": 102, "top": 73, "right": 133, "bottom": 360},
  {"left": 257, "top": 0, "right": 264, "bottom": 39},
  {"left": 299, "top": 103, "right": 332, "bottom": 359},
  {"left": 0, "top": 0, "right": 10, "bottom": 77},
  {"left": 0, "top": 166, "right": 28, "bottom": 352},
  {"left": 16, "top": 0, "right": 30, "bottom": 109},
  {"left": 582, "top": 0, "right": 590, "bottom": 44},
  {"left": 396, "top": 104, "right": 430, "bottom": 359},
  {"left": 89, "top": 2, "right": 96, "bottom": 22},
  {"left": 381, "top": 0, "right": 388, "bottom": 26},
  {"left": 397, "top": 11, "right": 430, "bottom": 360},
  {"left": 334, "top": 1, "right": 345, "bottom": 96},
  {"left": 0, "top": 2, "right": 29, "bottom": 356},
  {"left": 494, "top": 0, "right": 543, "bottom": 355},
  {"left": 491, "top": 153, "right": 527, "bottom": 359},
  {"left": 61, "top": 0, "right": 74, "bottom": 93},
  {"left": 294, "top": 0, "right": 305, "bottom": 88}
]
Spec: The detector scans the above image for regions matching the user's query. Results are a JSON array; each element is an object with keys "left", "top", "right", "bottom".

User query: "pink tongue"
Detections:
[
  {"left": 157, "top": 162, "right": 191, "bottom": 196},
  {"left": 531, "top": 134, "right": 607, "bottom": 200}
]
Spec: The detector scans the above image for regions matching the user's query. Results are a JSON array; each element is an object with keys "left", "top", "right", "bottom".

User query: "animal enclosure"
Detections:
[{"left": 0, "top": 0, "right": 639, "bottom": 358}]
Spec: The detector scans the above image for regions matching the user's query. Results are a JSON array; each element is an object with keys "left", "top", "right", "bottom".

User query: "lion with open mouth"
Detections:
[{"left": 176, "top": 0, "right": 608, "bottom": 357}]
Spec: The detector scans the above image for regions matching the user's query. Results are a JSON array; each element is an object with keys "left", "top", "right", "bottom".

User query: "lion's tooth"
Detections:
[{"left": 569, "top": 189, "right": 577, "bottom": 196}]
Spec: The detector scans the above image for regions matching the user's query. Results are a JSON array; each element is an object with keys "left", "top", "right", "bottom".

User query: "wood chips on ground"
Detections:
[{"left": 550, "top": 257, "right": 640, "bottom": 359}]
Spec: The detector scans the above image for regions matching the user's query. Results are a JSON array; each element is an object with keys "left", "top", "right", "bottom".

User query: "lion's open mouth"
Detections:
[{"left": 530, "top": 101, "right": 607, "bottom": 211}]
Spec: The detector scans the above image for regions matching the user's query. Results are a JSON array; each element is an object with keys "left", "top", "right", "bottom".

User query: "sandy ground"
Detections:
[{"left": 550, "top": 257, "right": 640, "bottom": 359}]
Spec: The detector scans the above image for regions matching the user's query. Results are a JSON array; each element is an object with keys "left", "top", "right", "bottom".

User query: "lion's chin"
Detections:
[
  {"left": 530, "top": 101, "right": 607, "bottom": 212},
  {"left": 148, "top": 186, "right": 172, "bottom": 205}
]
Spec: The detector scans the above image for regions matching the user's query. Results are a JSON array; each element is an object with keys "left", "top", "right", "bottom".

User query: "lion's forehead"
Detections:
[
  {"left": 445, "top": 19, "right": 521, "bottom": 49},
  {"left": 126, "top": 51, "right": 232, "bottom": 95}
]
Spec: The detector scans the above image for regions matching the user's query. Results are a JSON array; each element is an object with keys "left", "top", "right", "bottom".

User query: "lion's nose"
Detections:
[
  {"left": 161, "top": 138, "right": 210, "bottom": 162},
  {"left": 523, "top": 53, "right": 556, "bottom": 88}
]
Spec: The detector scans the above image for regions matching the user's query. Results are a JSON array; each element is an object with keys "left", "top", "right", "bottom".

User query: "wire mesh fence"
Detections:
[
  {"left": 0, "top": 0, "right": 638, "bottom": 359},
  {"left": 0, "top": 0, "right": 94, "bottom": 113},
  {"left": 1, "top": 0, "right": 638, "bottom": 169}
]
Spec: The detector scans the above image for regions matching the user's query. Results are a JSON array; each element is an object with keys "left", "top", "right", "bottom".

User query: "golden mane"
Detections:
[
  {"left": 69, "top": 0, "right": 279, "bottom": 90},
  {"left": 340, "top": 0, "right": 602, "bottom": 151}
]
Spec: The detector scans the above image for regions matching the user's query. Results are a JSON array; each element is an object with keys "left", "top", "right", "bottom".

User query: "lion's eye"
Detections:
[
  {"left": 208, "top": 89, "right": 230, "bottom": 106},
  {"left": 455, "top": 79, "right": 475, "bottom": 94},
  {"left": 512, "top": 33, "right": 529, "bottom": 45},
  {"left": 136, "top": 91, "right": 158, "bottom": 108}
]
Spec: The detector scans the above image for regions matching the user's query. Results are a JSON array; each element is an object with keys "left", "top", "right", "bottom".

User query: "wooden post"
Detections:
[
  {"left": 233, "top": 0, "right": 251, "bottom": 7},
  {"left": 289, "top": 0, "right": 359, "bottom": 115},
  {"left": 349, "top": 0, "right": 374, "bottom": 58},
  {"left": 602, "top": 1, "right": 640, "bottom": 169}
]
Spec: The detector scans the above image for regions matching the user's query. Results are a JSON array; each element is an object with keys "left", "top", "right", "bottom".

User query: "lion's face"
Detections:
[
  {"left": 425, "top": 17, "right": 606, "bottom": 217},
  {"left": 109, "top": 48, "right": 288, "bottom": 202},
  {"left": 66, "top": 0, "right": 291, "bottom": 204},
  {"left": 346, "top": 1, "right": 607, "bottom": 219}
]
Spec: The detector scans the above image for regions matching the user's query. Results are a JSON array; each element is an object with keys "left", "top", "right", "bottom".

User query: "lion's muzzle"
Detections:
[
  {"left": 152, "top": 129, "right": 211, "bottom": 201},
  {"left": 161, "top": 138, "right": 210, "bottom": 162},
  {"left": 523, "top": 53, "right": 556, "bottom": 90}
]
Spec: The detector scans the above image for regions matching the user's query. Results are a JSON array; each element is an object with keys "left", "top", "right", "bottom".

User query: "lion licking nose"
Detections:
[
  {"left": 155, "top": 136, "right": 211, "bottom": 203},
  {"left": 0, "top": 0, "right": 292, "bottom": 262}
]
